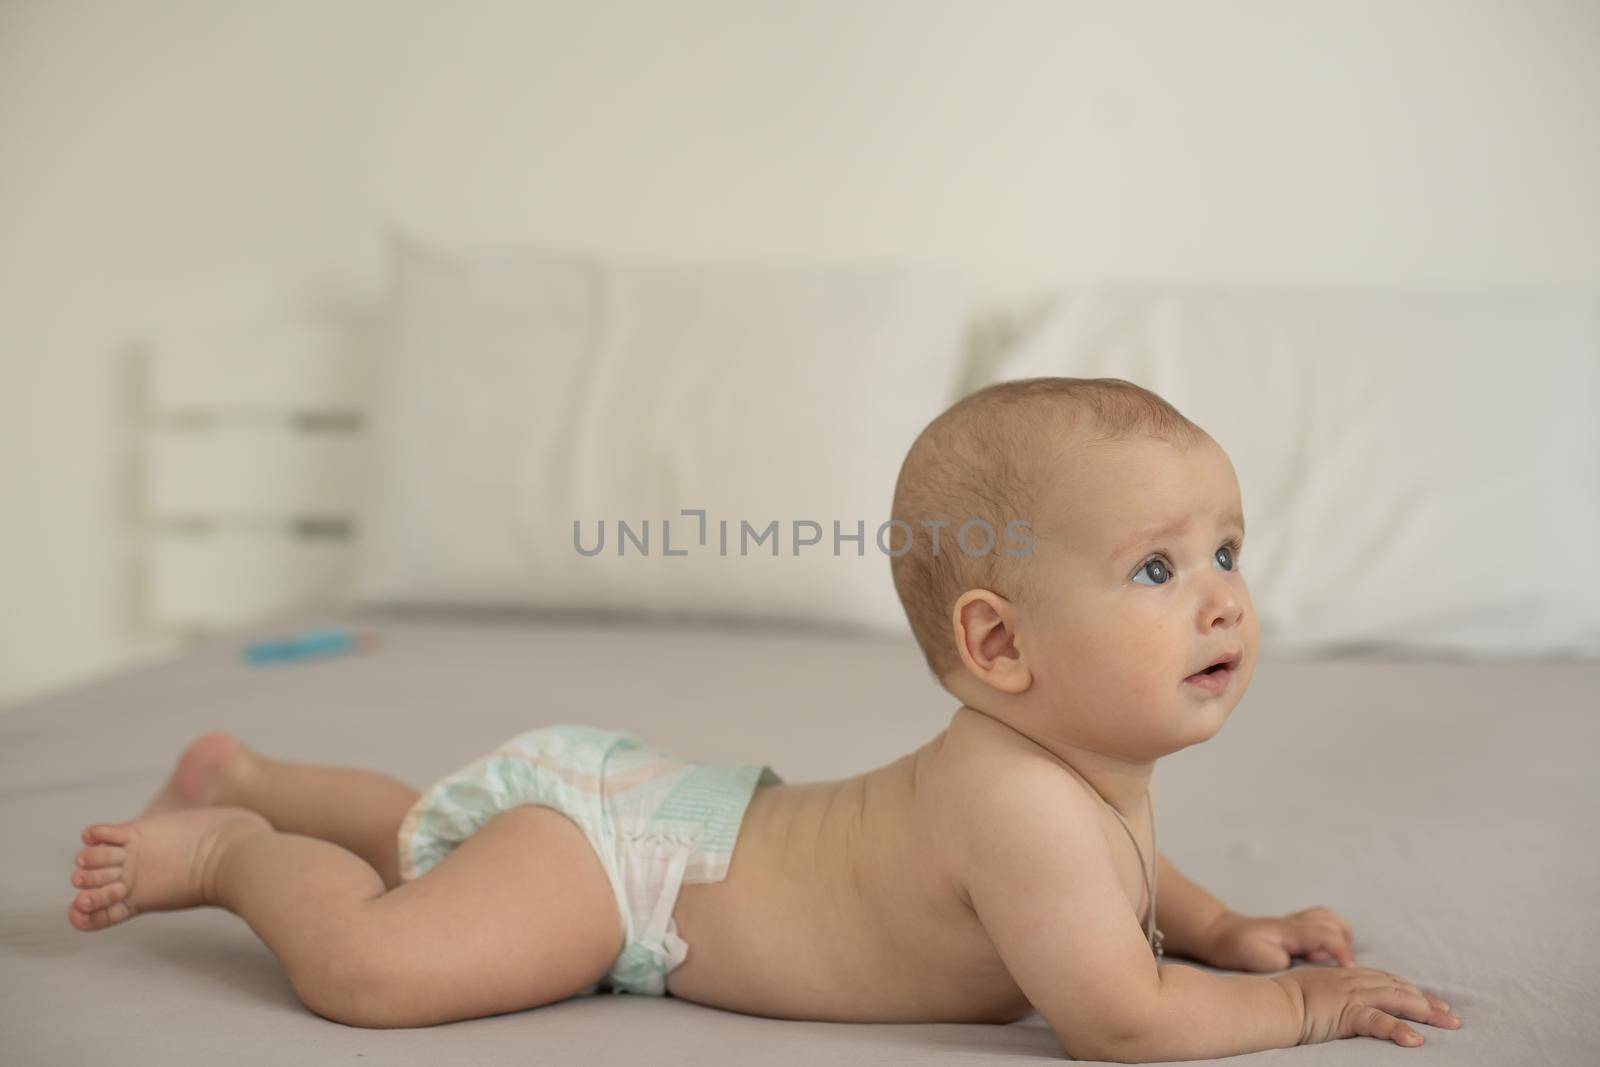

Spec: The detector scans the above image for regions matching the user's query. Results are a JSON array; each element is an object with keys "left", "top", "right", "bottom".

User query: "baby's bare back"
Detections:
[{"left": 666, "top": 708, "right": 1151, "bottom": 1023}]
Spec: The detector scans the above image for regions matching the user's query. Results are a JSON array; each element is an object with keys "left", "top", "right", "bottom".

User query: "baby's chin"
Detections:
[
  {"left": 1166, "top": 692, "right": 1239, "bottom": 750},
  {"left": 1102, "top": 686, "right": 1241, "bottom": 757}
]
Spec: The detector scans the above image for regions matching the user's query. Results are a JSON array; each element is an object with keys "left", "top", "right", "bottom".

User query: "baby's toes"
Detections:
[
  {"left": 73, "top": 880, "right": 128, "bottom": 914},
  {"left": 68, "top": 899, "right": 133, "bottom": 931},
  {"left": 76, "top": 844, "right": 126, "bottom": 869},
  {"left": 71, "top": 865, "right": 122, "bottom": 889},
  {"left": 81, "top": 823, "right": 133, "bottom": 847}
]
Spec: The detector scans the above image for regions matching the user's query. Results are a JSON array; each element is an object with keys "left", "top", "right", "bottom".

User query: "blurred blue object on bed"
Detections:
[{"left": 243, "top": 627, "right": 372, "bottom": 666}]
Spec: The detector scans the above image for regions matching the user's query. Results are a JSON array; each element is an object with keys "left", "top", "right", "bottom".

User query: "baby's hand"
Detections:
[
  {"left": 1203, "top": 906, "right": 1356, "bottom": 971},
  {"left": 1273, "top": 963, "right": 1461, "bottom": 1047}
]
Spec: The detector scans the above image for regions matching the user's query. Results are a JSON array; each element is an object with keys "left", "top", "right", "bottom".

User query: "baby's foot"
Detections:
[
  {"left": 141, "top": 731, "right": 254, "bottom": 816},
  {"left": 67, "top": 807, "right": 269, "bottom": 931}
]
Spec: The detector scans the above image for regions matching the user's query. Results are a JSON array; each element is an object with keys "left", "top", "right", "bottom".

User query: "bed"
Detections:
[
  {"left": 3, "top": 604, "right": 1597, "bottom": 1064},
  {"left": 7, "top": 247, "right": 1598, "bottom": 1062}
]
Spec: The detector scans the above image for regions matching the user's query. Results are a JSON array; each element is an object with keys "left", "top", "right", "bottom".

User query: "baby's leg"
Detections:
[
  {"left": 69, "top": 804, "right": 625, "bottom": 1027},
  {"left": 143, "top": 732, "right": 418, "bottom": 888}
]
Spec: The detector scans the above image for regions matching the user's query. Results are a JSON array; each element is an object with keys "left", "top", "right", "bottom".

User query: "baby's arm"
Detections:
[
  {"left": 956, "top": 765, "right": 1447, "bottom": 1061},
  {"left": 1156, "top": 852, "right": 1359, "bottom": 971},
  {"left": 1150, "top": 851, "right": 1232, "bottom": 959}
]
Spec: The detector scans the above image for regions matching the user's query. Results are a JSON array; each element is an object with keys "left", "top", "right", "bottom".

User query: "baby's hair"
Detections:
[{"left": 889, "top": 376, "right": 1209, "bottom": 681}]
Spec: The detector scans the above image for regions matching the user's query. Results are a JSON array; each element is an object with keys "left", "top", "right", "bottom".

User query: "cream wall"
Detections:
[{"left": 2, "top": 0, "right": 1597, "bottom": 709}]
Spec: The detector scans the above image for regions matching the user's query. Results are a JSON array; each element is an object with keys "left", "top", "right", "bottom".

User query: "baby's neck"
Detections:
[
  {"left": 1044, "top": 742, "right": 1154, "bottom": 821},
  {"left": 955, "top": 701, "right": 1155, "bottom": 818}
]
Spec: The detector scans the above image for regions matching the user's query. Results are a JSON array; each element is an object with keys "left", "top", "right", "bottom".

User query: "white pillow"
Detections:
[
  {"left": 354, "top": 236, "right": 970, "bottom": 634},
  {"left": 984, "top": 284, "right": 1600, "bottom": 658}
]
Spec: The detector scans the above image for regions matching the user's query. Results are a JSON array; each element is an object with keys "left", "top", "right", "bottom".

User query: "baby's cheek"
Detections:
[
  {"left": 1242, "top": 596, "right": 1262, "bottom": 657},
  {"left": 1109, "top": 638, "right": 1173, "bottom": 702}
]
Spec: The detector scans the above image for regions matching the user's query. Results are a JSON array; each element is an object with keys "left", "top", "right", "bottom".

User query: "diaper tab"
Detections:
[
  {"left": 608, "top": 916, "right": 690, "bottom": 996},
  {"left": 606, "top": 833, "right": 695, "bottom": 995}
]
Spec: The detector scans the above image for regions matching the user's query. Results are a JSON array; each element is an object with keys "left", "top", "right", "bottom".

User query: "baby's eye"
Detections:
[
  {"left": 1215, "top": 543, "right": 1236, "bottom": 571},
  {"left": 1132, "top": 558, "right": 1171, "bottom": 586}
]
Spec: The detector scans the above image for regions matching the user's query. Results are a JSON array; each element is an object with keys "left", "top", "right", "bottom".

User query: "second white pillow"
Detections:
[{"left": 983, "top": 284, "right": 1600, "bottom": 659}]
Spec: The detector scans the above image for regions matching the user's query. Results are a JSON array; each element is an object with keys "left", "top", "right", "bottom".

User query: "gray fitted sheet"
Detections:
[{"left": 2, "top": 606, "right": 1597, "bottom": 1065}]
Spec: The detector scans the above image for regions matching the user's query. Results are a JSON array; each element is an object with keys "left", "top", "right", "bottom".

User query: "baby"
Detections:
[{"left": 67, "top": 377, "right": 1461, "bottom": 1060}]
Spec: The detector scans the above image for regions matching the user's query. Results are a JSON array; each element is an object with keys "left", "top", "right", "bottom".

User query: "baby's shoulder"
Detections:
[
  {"left": 928, "top": 707, "right": 1101, "bottom": 827},
  {"left": 923, "top": 709, "right": 1109, "bottom": 907}
]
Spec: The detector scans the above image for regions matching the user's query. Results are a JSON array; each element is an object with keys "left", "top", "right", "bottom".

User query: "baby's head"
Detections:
[{"left": 889, "top": 377, "right": 1259, "bottom": 759}]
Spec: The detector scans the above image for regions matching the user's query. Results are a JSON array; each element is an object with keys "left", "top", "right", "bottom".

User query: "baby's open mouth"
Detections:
[{"left": 1184, "top": 651, "right": 1241, "bottom": 690}]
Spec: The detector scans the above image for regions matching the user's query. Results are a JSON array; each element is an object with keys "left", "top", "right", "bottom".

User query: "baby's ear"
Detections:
[{"left": 950, "top": 590, "right": 1032, "bottom": 695}]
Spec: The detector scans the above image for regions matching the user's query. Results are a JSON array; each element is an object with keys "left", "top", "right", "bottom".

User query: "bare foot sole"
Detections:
[
  {"left": 68, "top": 807, "right": 270, "bottom": 931},
  {"left": 141, "top": 732, "right": 252, "bottom": 817}
]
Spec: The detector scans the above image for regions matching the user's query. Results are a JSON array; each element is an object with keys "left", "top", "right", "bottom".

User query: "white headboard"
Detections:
[{"left": 135, "top": 321, "right": 376, "bottom": 634}]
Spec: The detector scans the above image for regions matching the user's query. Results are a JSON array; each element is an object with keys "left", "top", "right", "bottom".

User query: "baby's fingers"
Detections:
[
  {"left": 1368, "top": 984, "right": 1461, "bottom": 1036},
  {"left": 1394, "top": 984, "right": 1460, "bottom": 1030},
  {"left": 1309, "top": 922, "right": 1356, "bottom": 967},
  {"left": 1350, "top": 1004, "right": 1423, "bottom": 1047},
  {"left": 1290, "top": 922, "right": 1355, "bottom": 967}
]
